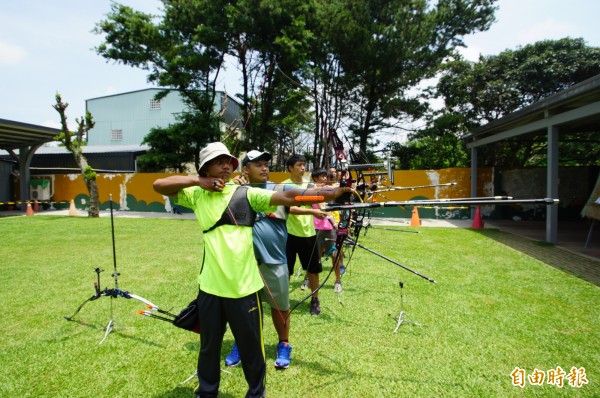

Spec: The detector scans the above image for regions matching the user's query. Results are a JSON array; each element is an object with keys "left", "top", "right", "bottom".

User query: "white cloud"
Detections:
[
  {"left": 519, "top": 18, "right": 574, "bottom": 43},
  {"left": 0, "top": 40, "right": 27, "bottom": 65}
]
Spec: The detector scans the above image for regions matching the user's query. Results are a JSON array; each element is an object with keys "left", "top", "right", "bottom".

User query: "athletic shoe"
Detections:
[
  {"left": 333, "top": 281, "right": 342, "bottom": 293},
  {"left": 274, "top": 342, "right": 292, "bottom": 369},
  {"left": 300, "top": 277, "right": 309, "bottom": 290},
  {"left": 310, "top": 297, "right": 321, "bottom": 315},
  {"left": 224, "top": 343, "right": 241, "bottom": 367}
]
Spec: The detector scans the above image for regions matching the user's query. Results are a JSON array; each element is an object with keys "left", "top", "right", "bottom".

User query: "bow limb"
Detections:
[
  {"left": 64, "top": 294, "right": 101, "bottom": 321},
  {"left": 126, "top": 292, "right": 160, "bottom": 310}
]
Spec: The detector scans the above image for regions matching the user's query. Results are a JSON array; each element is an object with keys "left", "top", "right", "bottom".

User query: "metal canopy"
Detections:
[
  {"left": 463, "top": 74, "right": 600, "bottom": 244},
  {"left": 464, "top": 75, "right": 600, "bottom": 149},
  {"left": 0, "top": 118, "right": 60, "bottom": 150},
  {"left": 0, "top": 118, "right": 61, "bottom": 209}
]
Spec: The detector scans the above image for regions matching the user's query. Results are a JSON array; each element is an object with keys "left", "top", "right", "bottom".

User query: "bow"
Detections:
[
  {"left": 287, "top": 129, "right": 377, "bottom": 315},
  {"left": 64, "top": 195, "right": 188, "bottom": 342},
  {"left": 64, "top": 266, "right": 163, "bottom": 321}
]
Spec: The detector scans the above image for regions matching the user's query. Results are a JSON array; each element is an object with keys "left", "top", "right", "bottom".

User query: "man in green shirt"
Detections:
[
  {"left": 283, "top": 154, "right": 328, "bottom": 316},
  {"left": 153, "top": 142, "right": 350, "bottom": 398}
]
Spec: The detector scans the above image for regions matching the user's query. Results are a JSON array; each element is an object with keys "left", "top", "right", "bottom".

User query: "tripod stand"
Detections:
[
  {"left": 64, "top": 195, "right": 158, "bottom": 344},
  {"left": 392, "top": 282, "right": 421, "bottom": 332},
  {"left": 344, "top": 237, "right": 428, "bottom": 332}
]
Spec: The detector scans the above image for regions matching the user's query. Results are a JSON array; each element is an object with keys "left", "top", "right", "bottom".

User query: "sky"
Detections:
[{"left": 1, "top": 0, "right": 599, "bottom": 131}]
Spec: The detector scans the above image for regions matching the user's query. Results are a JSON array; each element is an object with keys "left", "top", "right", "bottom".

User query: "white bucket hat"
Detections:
[{"left": 198, "top": 142, "right": 239, "bottom": 172}]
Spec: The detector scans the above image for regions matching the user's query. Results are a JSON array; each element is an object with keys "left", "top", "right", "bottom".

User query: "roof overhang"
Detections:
[
  {"left": 464, "top": 74, "right": 600, "bottom": 148},
  {"left": 0, "top": 118, "right": 61, "bottom": 150}
]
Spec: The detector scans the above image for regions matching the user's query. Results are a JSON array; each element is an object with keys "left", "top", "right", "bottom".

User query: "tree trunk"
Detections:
[
  {"left": 75, "top": 152, "right": 100, "bottom": 218},
  {"left": 85, "top": 178, "right": 100, "bottom": 217}
]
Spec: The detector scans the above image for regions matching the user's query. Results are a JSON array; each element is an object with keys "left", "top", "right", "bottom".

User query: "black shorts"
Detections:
[{"left": 286, "top": 234, "right": 322, "bottom": 274}]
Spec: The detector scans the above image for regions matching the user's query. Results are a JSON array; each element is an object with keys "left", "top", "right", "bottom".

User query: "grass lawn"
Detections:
[{"left": 0, "top": 215, "right": 598, "bottom": 397}]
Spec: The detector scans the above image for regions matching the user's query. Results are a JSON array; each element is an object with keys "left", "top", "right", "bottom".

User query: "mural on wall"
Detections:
[
  {"left": 3, "top": 167, "right": 592, "bottom": 221},
  {"left": 45, "top": 169, "right": 494, "bottom": 219},
  {"left": 50, "top": 173, "right": 171, "bottom": 213}
]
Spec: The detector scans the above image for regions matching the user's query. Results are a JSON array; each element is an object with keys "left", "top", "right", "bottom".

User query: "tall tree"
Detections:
[
  {"left": 53, "top": 94, "right": 100, "bottom": 217},
  {"left": 95, "top": 1, "right": 229, "bottom": 167},
  {"left": 95, "top": 0, "right": 317, "bottom": 167},
  {"left": 93, "top": 0, "right": 497, "bottom": 170},
  {"left": 324, "top": 0, "right": 497, "bottom": 156},
  {"left": 228, "top": 0, "right": 318, "bottom": 154}
]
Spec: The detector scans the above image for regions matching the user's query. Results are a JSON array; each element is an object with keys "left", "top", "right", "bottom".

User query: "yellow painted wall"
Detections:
[{"left": 47, "top": 168, "right": 493, "bottom": 218}]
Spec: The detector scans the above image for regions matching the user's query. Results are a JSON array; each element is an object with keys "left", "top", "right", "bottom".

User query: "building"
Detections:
[
  {"left": 86, "top": 88, "right": 242, "bottom": 146},
  {"left": 1, "top": 88, "right": 243, "bottom": 204}
]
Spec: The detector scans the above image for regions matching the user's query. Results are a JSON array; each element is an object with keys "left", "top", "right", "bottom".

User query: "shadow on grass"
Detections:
[
  {"left": 475, "top": 228, "right": 600, "bottom": 286},
  {"left": 294, "top": 350, "right": 465, "bottom": 395},
  {"left": 60, "top": 317, "right": 167, "bottom": 347},
  {"left": 152, "top": 386, "right": 222, "bottom": 398}
]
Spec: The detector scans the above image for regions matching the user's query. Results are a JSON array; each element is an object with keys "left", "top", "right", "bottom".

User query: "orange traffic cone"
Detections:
[
  {"left": 471, "top": 206, "right": 484, "bottom": 229},
  {"left": 33, "top": 200, "right": 40, "bottom": 212},
  {"left": 26, "top": 202, "right": 34, "bottom": 216},
  {"left": 410, "top": 206, "right": 421, "bottom": 227},
  {"left": 68, "top": 199, "right": 78, "bottom": 216}
]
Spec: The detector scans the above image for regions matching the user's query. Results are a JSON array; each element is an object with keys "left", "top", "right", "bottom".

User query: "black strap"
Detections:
[{"left": 203, "top": 186, "right": 256, "bottom": 233}]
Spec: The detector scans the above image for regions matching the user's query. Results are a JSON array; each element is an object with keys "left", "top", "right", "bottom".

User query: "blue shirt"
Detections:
[{"left": 252, "top": 182, "right": 290, "bottom": 264}]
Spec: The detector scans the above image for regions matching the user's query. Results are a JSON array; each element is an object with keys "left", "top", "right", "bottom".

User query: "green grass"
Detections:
[{"left": 1, "top": 216, "right": 598, "bottom": 397}]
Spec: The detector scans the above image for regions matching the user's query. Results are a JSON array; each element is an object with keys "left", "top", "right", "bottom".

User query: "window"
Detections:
[
  {"left": 149, "top": 99, "right": 161, "bottom": 110},
  {"left": 111, "top": 129, "right": 123, "bottom": 141}
]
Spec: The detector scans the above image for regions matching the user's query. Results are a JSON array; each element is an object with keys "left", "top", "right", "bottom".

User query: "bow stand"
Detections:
[{"left": 64, "top": 194, "right": 161, "bottom": 344}]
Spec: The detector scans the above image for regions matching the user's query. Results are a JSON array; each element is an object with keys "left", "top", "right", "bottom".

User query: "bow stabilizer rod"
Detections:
[
  {"left": 369, "top": 182, "right": 457, "bottom": 194},
  {"left": 346, "top": 237, "right": 436, "bottom": 283},
  {"left": 324, "top": 197, "right": 559, "bottom": 211}
]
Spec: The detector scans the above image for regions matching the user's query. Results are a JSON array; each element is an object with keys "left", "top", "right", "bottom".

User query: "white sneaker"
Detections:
[{"left": 333, "top": 281, "right": 342, "bottom": 293}]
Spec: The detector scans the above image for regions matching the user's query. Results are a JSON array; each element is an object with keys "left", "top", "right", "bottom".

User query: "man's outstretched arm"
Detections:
[
  {"left": 270, "top": 186, "right": 352, "bottom": 207},
  {"left": 153, "top": 176, "right": 224, "bottom": 197}
]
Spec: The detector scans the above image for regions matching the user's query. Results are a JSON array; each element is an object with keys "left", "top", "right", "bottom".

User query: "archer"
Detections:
[{"left": 153, "top": 142, "right": 351, "bottom": 398}]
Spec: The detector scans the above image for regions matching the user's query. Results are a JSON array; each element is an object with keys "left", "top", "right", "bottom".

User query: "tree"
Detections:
[
  {"left": 226, "top": 0, "right": 319, "bottom": 156},
  {"left": 93, "top": 0, "right": 497, "bottom": 169},
  {"left": 138, "top": 111, "right": 219, "bottom": 172},
  {"left": 95, "top": 1, "right": 229, "bottom": 166},
  {"left": 53, "top": 94, "right": 100, "bottom": 217},
  {"left": 390, "top": 112, "right": 470, "bottom": 169},
  {"left": 95, "top": 0, "right": 318, "bottom": 168},
  {"left": 430, "top": 37, "right": 600, "bottom": 167},
  {"left": 323, "top": 0, "right": 497, "bottom": 156}
]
